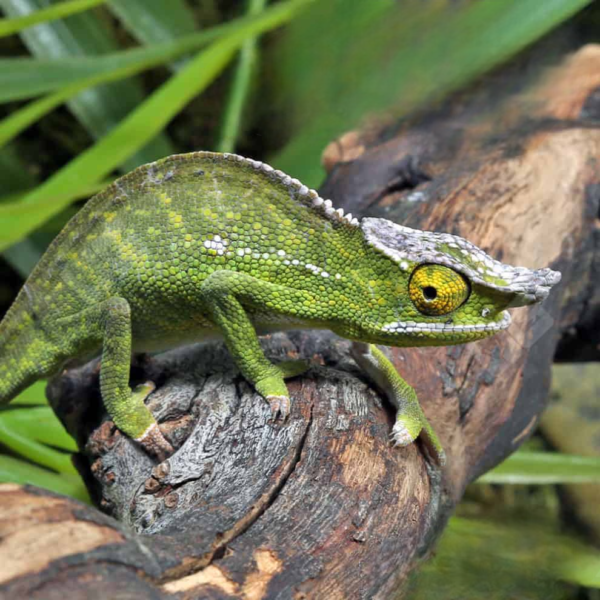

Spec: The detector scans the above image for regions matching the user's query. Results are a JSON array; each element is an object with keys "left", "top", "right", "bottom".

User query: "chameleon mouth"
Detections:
[
  {"left": 442, "top": 309, "right": 512, "bottom": 334},
  {"left": 382, "top": 310, "right": 511, "bottom": 334}
]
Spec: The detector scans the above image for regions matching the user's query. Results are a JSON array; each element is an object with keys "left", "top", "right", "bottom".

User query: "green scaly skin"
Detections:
[{"left": 0, "top": 152, "right": 561, "bottom": 464}]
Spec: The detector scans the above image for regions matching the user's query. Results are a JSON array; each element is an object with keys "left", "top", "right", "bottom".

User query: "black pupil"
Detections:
[{"left": 423, "top": 286, "right": 437, "bottom": 301}]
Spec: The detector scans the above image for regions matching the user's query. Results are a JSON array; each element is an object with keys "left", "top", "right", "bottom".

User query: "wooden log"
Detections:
[{"left": 1, "top": 46, "right": 599, "bottom": 599}]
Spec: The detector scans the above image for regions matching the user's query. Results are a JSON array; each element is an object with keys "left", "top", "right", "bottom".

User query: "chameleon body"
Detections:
[{"left": 0, "top": 152, "right": 561, "bottom": 463}]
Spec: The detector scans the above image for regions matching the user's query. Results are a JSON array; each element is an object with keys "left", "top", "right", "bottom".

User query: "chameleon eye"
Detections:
[{"left": 409, "top": 264, "right": 469, "bottom": 316}]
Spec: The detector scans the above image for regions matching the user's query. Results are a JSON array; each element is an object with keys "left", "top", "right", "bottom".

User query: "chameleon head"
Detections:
[{"left": 354, "top": 218, "right": 562, "bottom": 346}]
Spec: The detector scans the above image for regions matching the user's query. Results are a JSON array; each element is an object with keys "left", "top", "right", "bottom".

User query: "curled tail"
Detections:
[{"left": 0, "top": 294, "right": 56, "bottom": 404}]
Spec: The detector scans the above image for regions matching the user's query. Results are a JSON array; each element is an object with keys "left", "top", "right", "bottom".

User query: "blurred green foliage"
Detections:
[
  {"left": 409, "top": 516, "right": 600, "bottom": 598},
  {"left": 0, "top": 0, "right": 598, "bottom": 595}
]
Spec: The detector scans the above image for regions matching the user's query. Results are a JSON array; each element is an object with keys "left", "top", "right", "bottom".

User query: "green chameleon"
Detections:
[{"left": 0, "top": 152, "right": 560, "bottom": 465}]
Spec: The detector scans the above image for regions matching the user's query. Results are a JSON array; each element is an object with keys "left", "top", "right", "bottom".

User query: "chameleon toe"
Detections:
[
  {"left": 137, "top": 423, "right": 174, "bottom": 461},
  {"left": 267, "top": 395, "right": 290, "bottom": 421},
  {"left": 390, "top": 421, "right": 418, "bottom": 447}
]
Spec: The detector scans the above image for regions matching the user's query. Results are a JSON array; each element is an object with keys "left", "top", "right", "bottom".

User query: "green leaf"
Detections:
[
  {"left": 0, "top": 455, "right": 90, "bottom": 503},
  {"left": 0, "top": 418, "right": 76, "bottom": 473},
  {"left": 0, "top": 146, "right": 36, "bottom": 193},
  {"left": 0, "top": 0, "right": 312, "bottom": 151},
  {"left": 0, "top": 0, "right": 105, "bottom": 37},
  {"left": 477, "top": 451, "right": 600, "bottom": 485},
  {"left": 408, "top": 516, "right": 600, "bottom": 598},
  {"left": 0, "top": 148, "right": 108, "bottom": 275},
  {"left": 1, "top": 0, "right": 173, "bottom": 171},
  {"left": 107, "top": 0, "right": 196, "bottom": 73},
  {"left": 0, "top": 0, "right": 315, "bottom": 251},
  {"left": 108, "top": 0, "right": 196, "bottom": 52},
  {"left": 10, "top": 381, "right": 48, "bottom": 406},
  {"left": 0, "top": 146, "right": 44, "bottom": 274},
  {"left": 0, "top": 0, "right": 310, "bottom": 103},
  {"left": 0, "top": 178, "right": 110, "bottom": 207},
  {"left": 3, "top": 239, "right": 41, "bottom": 277},
  {"left": 0, "top": 407, "right": 77, "bottom": 451},
  {"left": 217, "top": 0, "right": 268, "bottom": 153},
  {"left": 271, "top": 0, "right": 593, "bottom": 187}
]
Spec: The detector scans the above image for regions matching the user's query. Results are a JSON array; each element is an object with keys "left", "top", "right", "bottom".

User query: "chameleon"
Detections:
[{"left": 0, "top": 152, "right": 561, "bottom": 465}]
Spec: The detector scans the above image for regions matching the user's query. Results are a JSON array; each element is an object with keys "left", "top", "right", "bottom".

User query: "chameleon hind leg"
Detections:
[
  {"left": 351, "top": 342, "right": 446, "bottom": 466},
  {"left": 199, "top": 271, "right": 311, "bottom": 419},
  {"left": 62, "top": 298, "right": 173, "bottom": 460}
]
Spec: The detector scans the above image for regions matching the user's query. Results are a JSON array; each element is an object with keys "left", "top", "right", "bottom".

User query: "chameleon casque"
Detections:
[{"left": 0, "top": 152, "right": 561, "bottom": 465}]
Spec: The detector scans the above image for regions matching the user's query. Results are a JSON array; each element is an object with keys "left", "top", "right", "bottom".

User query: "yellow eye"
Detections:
[{"left": 409, "top": 265, "right": 469, "bottom": 316}]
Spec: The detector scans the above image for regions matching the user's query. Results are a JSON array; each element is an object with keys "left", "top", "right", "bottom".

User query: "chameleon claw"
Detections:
[
  {"left": 390, "top": 420, "right": 419, "bottom": 448},
  {"left": 391, "top": 418, "right": 447, "bottom": 467},
  {"left": 267, "top": 395, "right": 290, "bottom": 421},
  {"left": 136, "top": 422, "right": 174, "bottom": 462}
]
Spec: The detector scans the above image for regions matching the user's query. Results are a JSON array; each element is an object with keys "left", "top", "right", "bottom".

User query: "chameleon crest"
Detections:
[{"left": 362, "top": 218, "right": 560, "bottom": 304}]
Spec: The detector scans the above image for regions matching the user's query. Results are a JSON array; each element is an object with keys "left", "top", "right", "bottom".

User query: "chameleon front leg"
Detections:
[
  {"left": 64, "top": 298, "right": 174, "bottom": 460},
  {"left": 351, "top": 342, "right": 446, "bottom": 466},
  {"left": 199, "top": 271, "right": 310, "bottom": 419}
]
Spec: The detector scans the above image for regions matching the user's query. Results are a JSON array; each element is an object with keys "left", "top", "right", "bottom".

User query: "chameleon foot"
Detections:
[
  {"left": 136, "top": 423, "right": 174, "bottom": 462},
  {"left": 390, "top": 420, "right": 419, "bottom": 447},
  {"left": 267, "top": 395, "right": 291, "bottom": 421},
  {"left": 352, "top": 342, "right": 447, "bottom": 467},
  {"left": 390, "top": 416, "right": 446, "bottom": 466},
  {"left": 131, "top": 381, "right": 174, "bottom": 461}
]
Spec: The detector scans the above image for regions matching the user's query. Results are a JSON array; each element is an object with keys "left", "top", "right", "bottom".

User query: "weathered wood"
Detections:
[{"left": 1, "top": 46, "right": 599, "bottom": 599}]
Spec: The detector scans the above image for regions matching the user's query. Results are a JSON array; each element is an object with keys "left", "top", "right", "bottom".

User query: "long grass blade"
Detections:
[
  {"left": 10, "top": 381, "right": 48, "bottom": 406},
  {"left": 1, "top": 0, "right": 173, "bottom": 170},
  {"left": 217, "top": 0, "right": 267, "bottom": 153},
  {"left": 3, "top": 240, "right": 41, "bottom": 277},
  {"left": 0, "top": 0, "right": 105, "bottom": 37},
  {"left": 0, "top": 420, "right": 76, "bottom": 473},
  {"left": 0, "top": 146, "right": 44, "bottom": 273},
  {"left": 0, "top": 0, "right": 315, "bottom": 252},
  {"left": 477, "top": 451, "right": 600, "bottom": 485},
  {"left": 0, "top": 145, "right": 37, "bottom": 193},
  {"left": 0, "top": 0, "right": 311, "bottom": 103},
  {"left": 0, "top": 407, "right": 77, "bottom": 451},
  {"left": 107, "top": 0, "right": 196, "bottom": 72},
  {"left": 410, "top": 516, "right": 600, "bottom": 595},
  {"left": 0, "top": 0, "right": 312, "bottom": 150},
  {"left": 271, "top": 0, "right": 593, "bottom": 187},
  {"left": 108, "top": 0, "right": 196, "bottom": 48},
  {"left": 0, "top": 455, "right": 90, "bottom": 503}
]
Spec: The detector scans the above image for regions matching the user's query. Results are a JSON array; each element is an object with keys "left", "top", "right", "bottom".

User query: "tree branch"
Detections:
[{"left": 1, "top": 46, "right": 599, "bottom": 599}]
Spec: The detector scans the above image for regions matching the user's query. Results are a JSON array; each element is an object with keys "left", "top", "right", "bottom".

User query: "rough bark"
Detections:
[{"left": 1, "top": 46, "right": 599, "bottom": 600}]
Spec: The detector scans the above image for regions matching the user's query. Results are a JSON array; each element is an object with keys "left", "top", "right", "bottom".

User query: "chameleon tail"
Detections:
[{"left": 0, "top": 300, "right": 56, "bottom": 404}]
